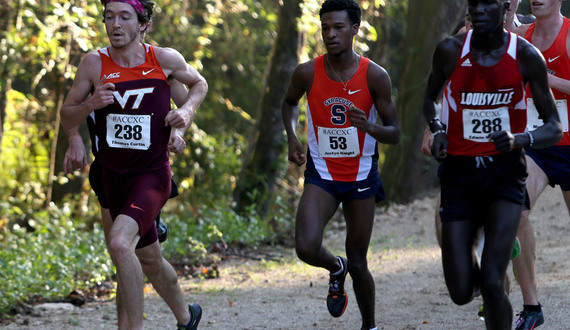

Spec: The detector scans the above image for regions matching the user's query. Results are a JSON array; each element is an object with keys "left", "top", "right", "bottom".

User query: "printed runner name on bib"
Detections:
[
  {"left": 526, "top": 98, "right": 569, "bottom": 132},
  {"left": 462, "top": 107, "right": 511, "bottom": 142},
  {"left": 106, "top": 114, "right": 151, "bottom": 150},
  {"left": 317, "top": 126, "right": 360, "bottom": 158}
]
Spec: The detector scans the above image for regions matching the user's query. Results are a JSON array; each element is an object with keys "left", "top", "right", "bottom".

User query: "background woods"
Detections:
[{"left": 0, "top": 0, "right": 552, "bottom": 318}]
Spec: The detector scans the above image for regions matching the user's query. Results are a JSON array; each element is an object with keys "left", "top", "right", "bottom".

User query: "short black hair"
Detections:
[
  {"left": 100, "top": 0, "right": 154, "bottom": 24},
  {"left": 319, "top": 0, "right": 362, "bottom": 26}
]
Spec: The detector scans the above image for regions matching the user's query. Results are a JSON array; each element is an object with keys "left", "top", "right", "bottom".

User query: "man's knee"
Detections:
[
  {"left": 480, "top": 273, "right": 506, "bottom": 299},
  {"left": 108, "top": 234, "right": 133, "bottom": 262},
  {"left": 346, "top": 257, "right": 368, "bottom": 277},
  {"left": 448, "top": 286, "right": 475, "bottom": 306},
  {"left": 295, "top": 243, "right": 319, "bottom": 263}
]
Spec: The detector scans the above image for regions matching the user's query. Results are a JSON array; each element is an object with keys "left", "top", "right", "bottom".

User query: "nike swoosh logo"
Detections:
[
  {"left": 548, "top": 56, "right": 560, "bottom": 63},
  {"left": 142, "top": 69, "right": 155, "bottom": 75},
  {"left": 130, "top": 203, "right": 145, "bottom": 212},
  {"left": 348, "top": 89, "right": 361, "bottom": 95},
  {"left": 357, "top": 187, "right": 371, "bottom": 192}
]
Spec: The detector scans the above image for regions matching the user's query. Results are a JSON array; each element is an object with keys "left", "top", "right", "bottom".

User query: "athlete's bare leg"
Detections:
[
  {"left": 480, "top": 200, "right": 522, "bottom": 330},
  {"left": 441, "top": 219, "right": 480, "bottom": 306},
  {"left": 441, "top": 199, "right": 521, "bottom": 330},
  {"left": 101, "top": 208, "right": 190, "bottom": 328},
  {"left": 294, "top": 184, "right": 342, "bottom": 272},
  {"left": 136, "top": 242, "right": 191, "bottom": 325},
  {"left": 107, "top": 215, "right": 145, "bottom": 330},
  {"left": 343, "top": 196, "right": 376, "bottom": 329},
  {"left": 98, "top": 208, "right": 129, "bottom": 329},
  {"left": 512, "top": 156, "right": 548, "bottom": 306}
]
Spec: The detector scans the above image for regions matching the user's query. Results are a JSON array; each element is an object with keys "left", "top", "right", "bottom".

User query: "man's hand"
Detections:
[
  {"left": 88, "top": 75, "right": 115, "bottom": 110},
  {"left": 287, "top": 137, "right": 306, "bottom": 166},
  {"left": 431, "top": 132, "right": 448, "bottom": 161},
  {"left": 490, "top": 130, "right": 516, "bottom": 152},
  {"left": 165, "top": 108, "right": 194, "bottom": 129},
  {"left": 421, "top": 128, "right": 434, "bottom": 157},
  {"left": 347, "top": 107, "right": 370, "bottom": 132},
  {"left": 63, "top": 135, "right": 88, "bottom": 174},
  {"left": 168, "top": 128, "right": 186, "bottom": 154}
]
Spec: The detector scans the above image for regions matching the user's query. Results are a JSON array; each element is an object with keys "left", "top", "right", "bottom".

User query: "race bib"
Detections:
[
  {"left": 106, "top": 114, "right": 151, "bottom": 150},
  {"left": 462, "top": 107, "right": 511, "bottom": 142},
  {"left": 526, "top": 98, "right": 568, "bottom": 132},
  {"left": 317, "top": 126, "right": 360, "bottom": 158}
]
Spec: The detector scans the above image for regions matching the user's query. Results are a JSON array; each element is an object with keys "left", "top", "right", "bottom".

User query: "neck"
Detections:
[
  {"left": 327, "top": 50, "right": 356, "bottom": 68},
  {"left": 534, "top": 11, "right": 563, "bottom": 34},
  {"left": 110, "top": 42, "right": 145, "bottom": 67},
  {"left": 472, "top": 27, "right": 507, "bottom": 52}
]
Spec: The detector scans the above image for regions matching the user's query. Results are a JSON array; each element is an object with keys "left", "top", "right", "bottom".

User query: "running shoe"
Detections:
[
  {"left": 177, "top": 304, "right": 202, "bottom": 330},
  {"left": 156, "top": 217, "right": 169, "bottom": 243},
  {"left": 326, "top": 256, "right": 348, "bottom": 318},
  {"left": 515, "top": 310, "right": 544, "bottom": 330},
  {"left": 511, "top": 237, "right": 521, "bottom": 259}
]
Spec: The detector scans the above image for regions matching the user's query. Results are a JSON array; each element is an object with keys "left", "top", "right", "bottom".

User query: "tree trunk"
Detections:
[
  {"left": 232, "top": 0, "right": 302, "bottom": 216},
  {"left": 380, "top": 0, "right": 465, "bottom": 203}
]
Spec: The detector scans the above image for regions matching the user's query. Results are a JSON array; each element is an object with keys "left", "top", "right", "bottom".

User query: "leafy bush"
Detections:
[{"left": 0, "top": 199, "right": 112, "bottom": 317}]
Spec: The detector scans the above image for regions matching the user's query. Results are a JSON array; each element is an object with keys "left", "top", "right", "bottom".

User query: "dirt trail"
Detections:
[{"left": 4, "top": 186, "right": 569, "bottom": 329}]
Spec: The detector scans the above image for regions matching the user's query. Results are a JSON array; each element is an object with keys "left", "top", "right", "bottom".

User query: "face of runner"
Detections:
[
  {"left": 506, "top": 0, "right": 520, "bottom": 21},
  {"left": 321, "top": 10, "right": 358, "bottom": 56},
  {"left": 468, "top": 0, "right": 507, "bottom": 34},
  {"left": 104, "top": 2, "right": 144, "bottom": 49}
]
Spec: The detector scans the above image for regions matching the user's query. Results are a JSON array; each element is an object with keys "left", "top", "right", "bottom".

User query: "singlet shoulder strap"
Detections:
[{"left": 460, "top": 30, "right": 473, "bottom": 59}]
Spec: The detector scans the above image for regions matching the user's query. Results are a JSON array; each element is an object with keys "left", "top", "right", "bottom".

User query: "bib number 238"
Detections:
[{"left": 106, "top": 114, "right": 151, "bottom": 150}]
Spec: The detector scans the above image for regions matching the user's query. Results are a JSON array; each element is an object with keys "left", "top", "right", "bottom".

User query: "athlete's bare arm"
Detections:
[
  {"left": 167, "top": 64, "right": 197, "bottom": 129},
  {"left": 282, "top": 61, "right": 315, "bottom": 167},
  {"left": 423, "top": 36, "right": 463, "bottom": 160},
  {"left": 155, "top": 47, "right": 208, "bottom": 154},
  {"left": 60, "top": 52, "right": 112, "bottom": 131},
  {"left": 63, "top": 126, "right": 88, "bottom": 174},
  {"left": 347, "top": 61, "right": 399, "bottom": 145}
]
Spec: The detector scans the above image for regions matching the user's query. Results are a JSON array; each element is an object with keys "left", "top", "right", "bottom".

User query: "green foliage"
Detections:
[
  {"left": 0, "top": 90, "right": 51, "bottom": 188},
  {"left": 160, "top": 191, "right": 293, "bottom": 263},
  {"left": 0, "top": 199, "right": 112, "bottom": 317},
  {"left": 150, "top": 0, "right": 280, "bottom": 137}
]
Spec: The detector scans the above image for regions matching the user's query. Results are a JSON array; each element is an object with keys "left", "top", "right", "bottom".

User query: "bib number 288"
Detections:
[{"left": 471, "top": 118, "right": 502, "bottom": 134}]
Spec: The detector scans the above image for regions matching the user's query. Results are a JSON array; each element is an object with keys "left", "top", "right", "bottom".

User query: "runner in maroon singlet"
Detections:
[{"left": 60, "top": 1, "right": 207, "bottom": 329}]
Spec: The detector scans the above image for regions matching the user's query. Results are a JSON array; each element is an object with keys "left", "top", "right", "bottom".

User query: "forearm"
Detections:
[
  {"left": 65, "top": 126, "right": 83, "bottom": 144},
  {"left": 365, "top": 123, "right": 400, "bottom": 145},
  {"left": 548, "top": 75, "right": 570, "bottom": 96},
  {"left": 282, "top": 102, "right": 300, "bottom": 139},
  {"left": 423, "top": 98, "right": 439, "bottom": 123},
  {"left": 61, "top": 100, "right": 93, "bottom": 131},
  {"left": 517, "top": 121, "right": 563, "bottom": 149},
  {"left": 177, "top": 79, "right": 207, "bottom": 131}
]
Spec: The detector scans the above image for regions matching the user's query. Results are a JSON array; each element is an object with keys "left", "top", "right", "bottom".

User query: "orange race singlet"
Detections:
[
  {"left": 306, "top": 55, "right": 379, "bottom": 182},
  {"left": 525, "top": 17, "right": 570, "bottom": 145}
]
